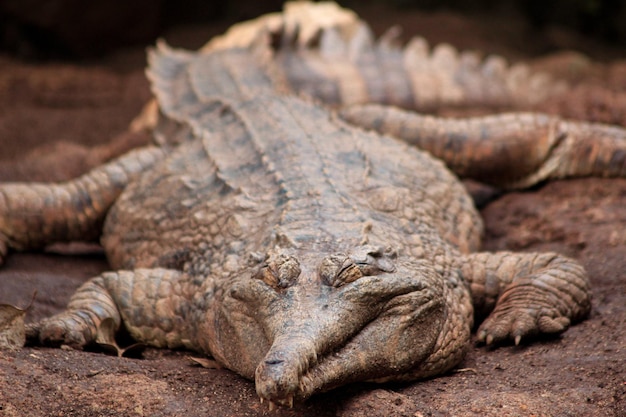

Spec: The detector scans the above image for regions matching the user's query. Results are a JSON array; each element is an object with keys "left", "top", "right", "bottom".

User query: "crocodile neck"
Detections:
[
  {"left": 206, "top": 92, "right": 372, "bottom": 253},
  {"left": 262, "top": 95, "right": 372, "bottom": 250}
]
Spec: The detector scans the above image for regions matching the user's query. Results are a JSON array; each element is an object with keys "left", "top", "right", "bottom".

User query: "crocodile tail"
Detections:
[
  {"left": 281, "top": 26, "right": 567, "bottom": 111},
  {"left": 201, "top": 1, "right": 566, "bottom": 111}
]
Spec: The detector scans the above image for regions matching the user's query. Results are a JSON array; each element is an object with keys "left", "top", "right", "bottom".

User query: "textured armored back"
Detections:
[
  {"left": 148, "top": 42, "right": 288, "bottom": 121},
  {"left": 201, "top": 1, "right": 566, "bottom": 111}
]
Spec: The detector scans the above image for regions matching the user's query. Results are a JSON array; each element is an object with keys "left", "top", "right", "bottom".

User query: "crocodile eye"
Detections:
[
  {"left": 320, "top": 254, "right": 366, "bottom": 287},
  {"left": 254, "top": 264, "right": 280, "bottom": 287},
  {"left": 253, "top": 255, "right": 301, "bottom": 289},
  {"left": 336, "top": 261, "right": 363, "bottom": 286},
  {"left": 321, "top": 246, "right": 398, "bottom": 287}
]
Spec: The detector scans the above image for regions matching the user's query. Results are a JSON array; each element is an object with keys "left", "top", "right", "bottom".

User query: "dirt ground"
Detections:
[{"left": 0, "top": 4, "right": 625, "bottom": 417}]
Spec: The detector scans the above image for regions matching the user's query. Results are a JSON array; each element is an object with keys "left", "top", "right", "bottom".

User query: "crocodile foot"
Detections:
[
  {"left": 26, "top": 312, "right": 99, "bottom": 349},
  {"left": 476, "top": 285, "right": 573, "bottom": 346}
]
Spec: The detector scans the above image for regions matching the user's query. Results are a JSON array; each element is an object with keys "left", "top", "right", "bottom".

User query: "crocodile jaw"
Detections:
[{"left": 251, "top": 276, "right": 448, "bottom": 406}]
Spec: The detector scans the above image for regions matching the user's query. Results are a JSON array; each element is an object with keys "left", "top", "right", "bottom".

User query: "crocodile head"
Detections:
[{"left": 214, "top": 245, "right": 448, "bottom": 407}]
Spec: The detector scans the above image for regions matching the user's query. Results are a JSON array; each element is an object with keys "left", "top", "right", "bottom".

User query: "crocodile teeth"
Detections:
[{"left": 260, "top": 395, "right": 294, "bottom": 410}]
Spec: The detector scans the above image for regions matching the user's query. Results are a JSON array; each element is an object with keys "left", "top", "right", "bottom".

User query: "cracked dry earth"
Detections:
[{"left": 0, "top": 5, "right": 625, "bottom": 417}]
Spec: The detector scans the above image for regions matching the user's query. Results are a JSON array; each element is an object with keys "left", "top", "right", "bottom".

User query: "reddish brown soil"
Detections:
[{"left": 1, "top": 5, "right": 625, "bottom": 417}]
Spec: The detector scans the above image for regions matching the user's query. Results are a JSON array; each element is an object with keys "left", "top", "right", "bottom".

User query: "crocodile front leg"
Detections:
[
  {"left": 0, "top": 146, "right": 164, "bottom": 264},
  {"left": 459, "top": 251, "right": 591, "bottom": 345},
  {"left": 340, "top": 104, "right": 626, "bottom": 188},
  {"left": 28, "top": 268, "right": 204, "bottom": 352}
]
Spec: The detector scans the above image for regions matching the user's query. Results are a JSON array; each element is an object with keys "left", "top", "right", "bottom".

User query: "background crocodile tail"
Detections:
[
  {"left": 203, "top": 1, "right": 567, "bottom": 112},
  {"left": 280, "top": 27, "right": 567, "bottom": 111}
]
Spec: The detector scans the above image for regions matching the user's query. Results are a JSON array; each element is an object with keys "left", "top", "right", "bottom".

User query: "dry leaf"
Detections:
[
  {"left": 0, "top": 293, "right": 35, "bottom": 350},
  {"left": 188, "top": 356, "right": 222, "bottom": 369},
  {"left": 0, "top": 304, "right": 27, "bottom": 350},
  {"left": 95, "top": 317, "right": 145, "bottom": 358},
  {"left": 95, "top": 317, "right": 121, "bottom": 355}
]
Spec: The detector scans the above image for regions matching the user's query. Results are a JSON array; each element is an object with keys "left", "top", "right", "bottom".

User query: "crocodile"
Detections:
[
  {"left": 200, "top": 1, "right": 566, "bottom": 112},
  {"left": 2, "top": 1, "right": 626, "bottom": 409}
]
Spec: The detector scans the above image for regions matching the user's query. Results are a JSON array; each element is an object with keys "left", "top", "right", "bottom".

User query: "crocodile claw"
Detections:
[
  {"left": 478, "top": 306, "right": 572, "bottom": 346},
  {"left": 480, "top": 332, "right": 521, "bottom": 346}
]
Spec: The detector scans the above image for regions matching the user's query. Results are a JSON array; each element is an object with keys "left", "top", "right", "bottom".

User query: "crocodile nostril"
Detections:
[{"left": 264, "top": 358, "right": 284, "bottom": 366}]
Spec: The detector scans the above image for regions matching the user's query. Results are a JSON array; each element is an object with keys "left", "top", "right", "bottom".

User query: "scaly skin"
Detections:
[
  {"left": 340, "top": 105, "right": 626, "bottom": 189},
  {"left": 0, "top": 2, "right": 613, "bottom": 408},
  {"left": 202, "top": 1, "right": 566, "bottom": 111},
  {"left": 0, "top": 146, "right": 165, "bottom": 264}
]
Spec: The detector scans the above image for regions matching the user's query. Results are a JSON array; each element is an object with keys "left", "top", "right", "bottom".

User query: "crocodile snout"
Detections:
[
  {"left": 255, "top": 356, "right": 298, "bottom": 403},
  {"left": 254, "top": 335, "right": 318, "bottom": 404}
]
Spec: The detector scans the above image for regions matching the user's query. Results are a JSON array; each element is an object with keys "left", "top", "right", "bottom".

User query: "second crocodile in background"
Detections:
[{"left": 3, "top": 1, "right": 626, "bottom": 409}]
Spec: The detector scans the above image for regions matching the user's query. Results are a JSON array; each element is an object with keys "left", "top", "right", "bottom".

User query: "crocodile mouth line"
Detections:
[{"left": 256, "top": 332, "right": 363, "bottom": 409}]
